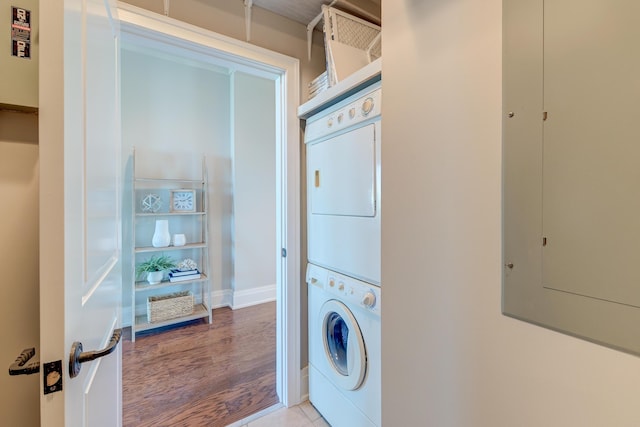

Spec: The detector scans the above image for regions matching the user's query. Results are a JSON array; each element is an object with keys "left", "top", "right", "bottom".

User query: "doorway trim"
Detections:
[{"left": 117, "top": 3, "right": 301, "bottom": 407}]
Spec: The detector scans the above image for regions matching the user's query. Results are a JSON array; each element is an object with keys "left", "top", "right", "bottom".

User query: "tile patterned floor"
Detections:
[{"left": 231, "top": 401, "right": 330, "bottom": 427}]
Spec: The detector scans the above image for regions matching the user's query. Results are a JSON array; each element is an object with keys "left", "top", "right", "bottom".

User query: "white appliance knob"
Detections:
[
  {"left": 362, "top": 291, "right": 376, "bottom": 308},
  {"left": 337, "top": 113, "right": 343, "bottom": 123},
  {"left": 362, "top": 97, "right": 374, "bottom": 115},
  {"left": 338, "top": 282, "right": 345, "bottom": 291},
  {"left": 349, "top": 108, "right": 356, "bottom": 119}
]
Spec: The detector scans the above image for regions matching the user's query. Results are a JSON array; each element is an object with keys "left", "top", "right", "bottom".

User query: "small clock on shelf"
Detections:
[{"left": 170, "top": 189, "right": 196, "bottom": 212}]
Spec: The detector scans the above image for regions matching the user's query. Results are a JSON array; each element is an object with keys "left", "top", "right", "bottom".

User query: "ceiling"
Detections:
[{"left": 250, "top": 0, "right": 381, "bottom": 26}]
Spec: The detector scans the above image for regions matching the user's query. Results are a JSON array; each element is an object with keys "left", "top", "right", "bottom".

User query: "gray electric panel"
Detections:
[
  {"left": 0, "top": 0, "right": 38, "bottom": 111},
  {"left": 503, "top": 0, "right": 640, "bottom": 356}
]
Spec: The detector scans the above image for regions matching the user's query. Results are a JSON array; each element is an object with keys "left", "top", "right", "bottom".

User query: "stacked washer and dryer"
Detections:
[{"left": 302, "top": 75, "right": 382, "bottom": 427}]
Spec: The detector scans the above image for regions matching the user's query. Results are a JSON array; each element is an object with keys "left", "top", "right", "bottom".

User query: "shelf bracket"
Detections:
[
  {"left": 244, "top": 0, "right": 253, "bottom": 42},
  {"left": 306, "top": 11, "right": 324, "bottom": 61}
]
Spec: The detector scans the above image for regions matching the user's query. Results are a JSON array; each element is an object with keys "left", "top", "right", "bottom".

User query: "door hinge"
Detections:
[{"left": 281, "top": 248, "right": 287, "bottom": 258}]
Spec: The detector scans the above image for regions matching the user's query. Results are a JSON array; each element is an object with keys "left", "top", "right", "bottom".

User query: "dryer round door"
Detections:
[{"left": 319, "top": 299, "right": 367, "bottom": 391}]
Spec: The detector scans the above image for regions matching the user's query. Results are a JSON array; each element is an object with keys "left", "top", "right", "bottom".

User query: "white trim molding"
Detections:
[
  {"left": 232, "top": 284, "right": 277, "bottom": 309},
  {"left": 212, "top": 289, "right": 233, "bottom": 309},
  {"left": 300, "top": 365, "right": 309, "bottom": 402}
]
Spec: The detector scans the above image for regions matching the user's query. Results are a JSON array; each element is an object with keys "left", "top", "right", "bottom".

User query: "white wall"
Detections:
[
  {"left": 121, "top": 47, "right": 278, "bottom": 315},
  {"left": 0, "top": 110, "right": 40, "bottom": 427},
  {"left": 121, "top": 0, "right": 319, "bottom": 374},
  {"left": 232, "top": 72, "right": 277, "bottom": 307},
  {"left": 121, "top": 48, "right": 232, "bottom": 314},
  {"left": 121, "top": 0, "right": 326, "bottom": 103},
  {"left": 382, "top": 1, "right": 640, "bottom": 426}
]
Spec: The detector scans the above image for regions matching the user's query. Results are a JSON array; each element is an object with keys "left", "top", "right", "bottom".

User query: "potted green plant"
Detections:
[{"left": 136, "top": 255, "right": 176, "bottom": 284}]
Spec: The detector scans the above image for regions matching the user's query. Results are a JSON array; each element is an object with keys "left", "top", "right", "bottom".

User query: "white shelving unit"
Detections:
[{"left": 130, "top": 152, "right": 212, "bottom": 341}]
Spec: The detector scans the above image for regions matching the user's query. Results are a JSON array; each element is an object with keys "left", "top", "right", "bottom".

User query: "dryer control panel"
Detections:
[{"left": 305, "top": 84, "right": 382, "bottom": 142}]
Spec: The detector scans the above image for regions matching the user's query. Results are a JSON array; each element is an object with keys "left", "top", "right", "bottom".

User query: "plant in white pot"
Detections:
[{"left": 136, "top": 255, "right": 176, "bottom": 285}]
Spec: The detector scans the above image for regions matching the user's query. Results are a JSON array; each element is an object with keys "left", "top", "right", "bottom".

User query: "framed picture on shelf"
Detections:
[
  {"left": 141, "top": 193, "right": 162, "bottom": 213},
  {"left": 169, "top": 189, "right": 196, "bottom": 213}
]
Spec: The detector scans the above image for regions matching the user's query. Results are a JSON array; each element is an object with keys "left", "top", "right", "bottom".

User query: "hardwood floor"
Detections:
[{"left": 122, "top": 302, "right": 278, "bottom": 427}]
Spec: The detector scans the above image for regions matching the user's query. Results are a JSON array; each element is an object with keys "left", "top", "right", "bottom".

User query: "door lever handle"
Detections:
[
  {"left": 69, "top": 329, "right": 122, "bottom": 378},
  {"left": 8, "top": 347, "right": 40, "bottom": 376}
]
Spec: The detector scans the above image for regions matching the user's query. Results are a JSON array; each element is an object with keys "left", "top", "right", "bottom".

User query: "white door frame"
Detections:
[{"left": 117, "top": 4, "right": 301, "bottom": 407}]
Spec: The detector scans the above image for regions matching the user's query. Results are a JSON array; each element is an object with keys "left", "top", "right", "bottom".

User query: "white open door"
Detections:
[{"left": 39, "top": 1, "right": 122, "bottom": 426}]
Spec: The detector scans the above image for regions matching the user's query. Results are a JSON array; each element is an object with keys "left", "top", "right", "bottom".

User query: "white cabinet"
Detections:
[{"left": 130, "top": 152, "right": 211, "bottom": 341}]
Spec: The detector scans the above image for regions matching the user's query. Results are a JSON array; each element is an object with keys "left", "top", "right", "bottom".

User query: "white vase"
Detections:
[
  {"left": 152, "top": 219, "right": 170, "bottom": 248},
  {"left": 147, "top": 270, "right": 164, "bottom": 285},
  {"left": 173, "top": 233, "right": 186, "bottom": 247}
]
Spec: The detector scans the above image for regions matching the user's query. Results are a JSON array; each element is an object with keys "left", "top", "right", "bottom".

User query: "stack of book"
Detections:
[
  {"left": 308, "top": 71, "right": 329, "bottom": 100},
  {"left": 168, "top": 268, "right": 201, "bottom": 282}
]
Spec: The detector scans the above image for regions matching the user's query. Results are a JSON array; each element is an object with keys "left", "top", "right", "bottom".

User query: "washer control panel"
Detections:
[
  {"left": 307, "top": 263, "right": 381, "bottom": 315},
  {"left": 305, "top": 85, "right": 382, "bottom": 142},
  {"left": 325, "top": 274, "right": 381, "bottom": 315},
  {"left": 308, "top": 270, "right": 380, "bottom": 317}
]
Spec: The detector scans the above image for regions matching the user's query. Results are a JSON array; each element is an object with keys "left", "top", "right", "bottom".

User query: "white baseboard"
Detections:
[
  {"left": 226, "top": 403, "right": 284, "bottom": 427},
  {"left": 122, "top": 306, "right": 132, "bottom": 327},
  {"left": 121, "top": 291, "right": 231, "bottom": 328},
  {"left": 300, "top": 365, "right": 309, "bottom": 402},
  {"left": 232, "top": 284, "right": 276, "bottom": 309},
  {"left": 122, "top": 285, "right": 276, "bottom": 326},
  {"left": 213, "top": 289, "right": 233, "bottom": 308}
]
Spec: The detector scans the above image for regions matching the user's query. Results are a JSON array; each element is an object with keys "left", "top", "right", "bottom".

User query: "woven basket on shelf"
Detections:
[{"left": 147, "top": 291, "right": 193, "bottom": 323}]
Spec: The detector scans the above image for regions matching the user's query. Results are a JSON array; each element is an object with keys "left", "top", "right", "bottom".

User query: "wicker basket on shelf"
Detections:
[{"left": 147, "top": 291, "right": 193, "bottom": 323}]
